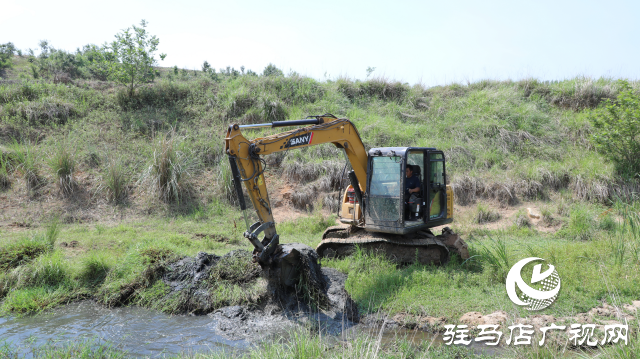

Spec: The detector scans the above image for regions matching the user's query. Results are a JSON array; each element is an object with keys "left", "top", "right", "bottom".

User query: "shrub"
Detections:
[
  {"left": 559, "top": 206, "right": 596, "bottom": 241},
  {"left": 0, "top": 42, "right": 16, "bottom": 69},
  {"left": 139, "top": 133, "right": 198, "bottom": 203},
  {"left": 0, "top": 153, "right": 10, "bottom": 190},
  {"left": 9, "top": 140, "right": 41, "bottom": 191},
  {"left": 103, "top": 159, "right": 128, "bottom": 204},
  {"left": 47, "top": 144, "right": 76, "bottom": 195},
  {"left": 263, "top": 63, "right": 283, "bottom": 77},
  {"left": 514, "top": 210, "right": 531, "bottom": 228},
  {"left": 589, "top": 80, "right": 640, "bottom": 178},
  {"left": 475, "top": 204, "right": 501, "bottom": 224}
]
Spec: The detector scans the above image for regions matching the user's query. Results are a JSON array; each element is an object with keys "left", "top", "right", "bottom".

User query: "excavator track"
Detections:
[{"left": 317, "top": 226, "right": 469, "bottom": 265}]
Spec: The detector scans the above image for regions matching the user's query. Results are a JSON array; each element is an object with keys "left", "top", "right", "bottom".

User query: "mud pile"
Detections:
[{"left": 159, "top": 244, "right": 359, "bottom": 337}]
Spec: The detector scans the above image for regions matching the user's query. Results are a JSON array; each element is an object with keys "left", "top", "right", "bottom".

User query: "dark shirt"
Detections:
[{"left": 405, "top": 175, "right": 421, "bottom": 198}]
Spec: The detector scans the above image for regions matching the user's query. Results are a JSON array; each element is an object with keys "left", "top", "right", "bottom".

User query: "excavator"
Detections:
[{"left": 225, "top": 114, "right": 469, "bottom": 285}]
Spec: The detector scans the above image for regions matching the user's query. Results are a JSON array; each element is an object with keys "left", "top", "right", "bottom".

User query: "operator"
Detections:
[
  {"left": 405, "top": 165, "right": 421, "bottom": 220},
  {"left": 405, "top": 165, "right": 421, "bottom": 198}
]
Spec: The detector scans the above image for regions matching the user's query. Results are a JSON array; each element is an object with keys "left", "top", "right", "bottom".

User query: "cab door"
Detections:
[{"left": 424, "top": 151, "right": 447, "bottom": 222}]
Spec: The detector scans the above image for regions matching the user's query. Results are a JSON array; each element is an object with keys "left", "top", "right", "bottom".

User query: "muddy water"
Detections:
[
  {"left": 0, "top": 302, "right": 502, "bottom": 358},
  {"left": 0, "top": 302, "right": 249, "bottom": 357}
]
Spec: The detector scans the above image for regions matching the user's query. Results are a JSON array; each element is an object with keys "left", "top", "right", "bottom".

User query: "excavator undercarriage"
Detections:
[{"left": 318, "top": 226, "right": 469, "bottom": 265}]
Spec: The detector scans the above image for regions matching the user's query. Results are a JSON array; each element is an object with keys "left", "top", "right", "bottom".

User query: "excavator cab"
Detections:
[{"left": 341, "top": 147, "right": 452, "bottom": 235}]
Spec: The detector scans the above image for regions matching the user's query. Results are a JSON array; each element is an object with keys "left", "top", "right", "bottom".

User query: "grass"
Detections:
[
  {"left": 47, "top": 142, "right": 76, "bottom": 195},
  {"left": 0, "top": 151, "right": 10, "bottom": 190},
  {"left": 475, "top": 203, "right": 501, "bottom": 224},
  {"left": 102, "top": 159, "right": 128, "bottom": 204},
  {"left": 8, "top": 139, "right": 40, "bottom": 192},
  {"left": 0, "top": 338, "right": 126, "bottom": 359},
  {"left": 138, "top": 132, "right": 198, "bottom": 203}
]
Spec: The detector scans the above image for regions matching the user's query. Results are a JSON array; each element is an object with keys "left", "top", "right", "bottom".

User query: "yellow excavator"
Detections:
[{"left": 225, "top": 114, "right": 468, "bottom": 282}]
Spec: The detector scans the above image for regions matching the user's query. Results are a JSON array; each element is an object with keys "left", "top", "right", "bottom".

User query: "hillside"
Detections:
[{"left": 1, "top": 56, "right": 637, "bottom": 223}]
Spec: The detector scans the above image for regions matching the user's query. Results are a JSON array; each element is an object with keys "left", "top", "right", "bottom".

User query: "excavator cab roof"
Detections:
[{"left": 368, "top": 147, "right": 437, "bottom": 157}]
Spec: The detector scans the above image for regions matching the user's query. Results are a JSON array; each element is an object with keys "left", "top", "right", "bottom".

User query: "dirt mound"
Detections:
[{"left": 159, "top": 244, "right": 358, "bottom": 333}]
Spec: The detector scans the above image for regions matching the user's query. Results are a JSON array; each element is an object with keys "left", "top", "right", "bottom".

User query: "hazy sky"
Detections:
[{"left": 2, "top": 0, "right": 639, "bottom": 85}]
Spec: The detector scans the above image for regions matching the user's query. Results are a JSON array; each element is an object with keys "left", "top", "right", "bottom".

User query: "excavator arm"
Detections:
[{"left": 225, "top": 114, "right": 368, "bottom": 265}]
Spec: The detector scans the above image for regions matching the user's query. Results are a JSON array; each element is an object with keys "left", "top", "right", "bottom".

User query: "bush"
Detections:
[
  {"left": 475, "top": 204, "right": 501, "bottom": 224},
  {"left": 559, "top": 206, "right": 596, "bottom": 241},
  {"left": 103, "top": 159, "right": 128, "bottom": 204},
  {"left": 589, "top": 80, "right": 640, "bottom": 178},
  {"left": 139, "top": 133, "right": 198, "bottom": 203},
  {"left": 0, "top": 42, "right": 16, "bottom": 69},
  {"left": 9, "top": 140, "right": 41, "bottom": 191},
  {"left": 0, "top": 153, "right": 10, "bottom": 190},
  {"left": 47, "top": 144, "right": 76, "bottom": 195},
  {"left": 263, "top": 63, "right": 283, "bottom": 77}
]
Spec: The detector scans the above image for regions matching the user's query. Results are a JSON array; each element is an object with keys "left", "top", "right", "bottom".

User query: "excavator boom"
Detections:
[{"left": 225, "top": 115, "right": 368, "bottom": 264}]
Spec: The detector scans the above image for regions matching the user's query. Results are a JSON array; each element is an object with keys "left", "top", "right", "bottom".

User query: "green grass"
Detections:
[{"left": 47, "top": 142, "right": 76, "bottom": 195}]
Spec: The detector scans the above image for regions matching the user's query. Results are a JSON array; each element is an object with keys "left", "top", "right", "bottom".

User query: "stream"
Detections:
[
  {"left": 0, "top": 301, "right": 500, "bottom": 357},
  {"left": 0, "top": 302, "right": 248, "bottom": 357}
]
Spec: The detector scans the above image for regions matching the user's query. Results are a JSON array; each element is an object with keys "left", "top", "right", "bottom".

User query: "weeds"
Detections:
[
  {"left": 139, "top": 132, "right": 198, "bottom": 203},
  {"left": 78, "top": 252, "right": 111, "bottom": 287},
  {"left": 559, "top": 206, "right": 596, "bottom": 240},
  {"left": 9, "top": 140, "right": 41, "bottom": 191},
  {"left": 103, "top": 159, "right": 128, "bottom": 204},
  {"left": 0, "top": 152, "right": 10, "bottom": 190},
  {"left": 47, "top": 143, "right": 76, "bottom": 195},
  {"left": 0, "top": 237, "right": 50, "bottom": 271},
  {"left": 515, "top": 210, "right": 531, "bottom": 228},
  {"left": 475, "top": 203, "right": 501, "bottom": 224},
  {"left": 477, "top": 237, "right": 510, "bottom": 283}
]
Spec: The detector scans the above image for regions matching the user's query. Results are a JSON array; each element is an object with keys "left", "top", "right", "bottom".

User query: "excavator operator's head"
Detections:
[{"left": 405, "top": 166, "right": 413, "bottom": 178}]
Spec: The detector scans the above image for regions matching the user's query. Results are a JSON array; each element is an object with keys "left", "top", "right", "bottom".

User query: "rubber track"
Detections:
[{"left": 317, "top": 226, "right": 450, "bottom": 265}]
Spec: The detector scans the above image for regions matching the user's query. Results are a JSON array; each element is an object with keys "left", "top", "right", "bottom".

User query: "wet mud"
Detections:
[{"left": 159, "top": 244, "right": 359, "bottom": 338}]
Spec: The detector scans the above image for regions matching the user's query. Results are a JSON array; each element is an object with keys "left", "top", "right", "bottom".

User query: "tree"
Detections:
[
  {"left": 0, "top": 42, "right": 16, "bottom": 69},
  {"left": 111, "top": 20, "right": 166, "bottom": 97},
  {"left": 263, "top": 63, "right": 283, "bottom": 77},
  {"left": 590, "top": 80, "right": 640, "bottom": 178},
  {"left": 201, "top": 61, "right": 211, "bottom": 73}
]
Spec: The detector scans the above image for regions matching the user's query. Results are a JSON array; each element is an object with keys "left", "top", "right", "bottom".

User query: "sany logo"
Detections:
[
  {"left": 506, "top": 257, "right": 561, "bottom": 311},
  {"left": 283, "top": 132, "right": 314, "bottom": 149}
]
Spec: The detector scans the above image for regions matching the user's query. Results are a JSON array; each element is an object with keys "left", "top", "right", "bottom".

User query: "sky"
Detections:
[{"left": 2, "top": 0, "right": 639, "bottom": 86}]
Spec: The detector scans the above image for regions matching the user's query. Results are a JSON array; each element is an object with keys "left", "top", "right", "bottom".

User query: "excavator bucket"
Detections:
[{"left": 437, "top": 227, "right": 469, "bottom": 260}]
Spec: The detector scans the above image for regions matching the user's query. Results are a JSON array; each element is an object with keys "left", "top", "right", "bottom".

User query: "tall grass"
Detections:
[
  {"left": 47, "top": 143, "right": 76, "bottom": 195},
  {"left": 477, "top": 237, "right": 510, "bottom": 283},
  {"left": 0, "top": 152, "right": 10, "bottom": 190},
  {"left": 139, "top": 133, "right": 198, "bottom": 203},
  {"left": 103, "top": 159, "right": 128, "bottom": 204},
  {"left": 9, "top": 140, "right": 40, "bottom": 191},
  {"left": 475, "top": 203, "right": 501, "bottom": 224}
]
